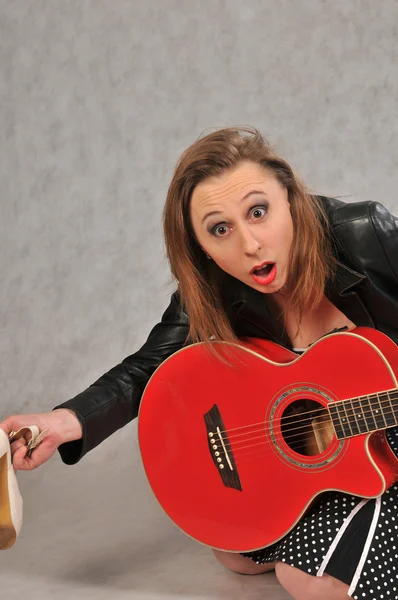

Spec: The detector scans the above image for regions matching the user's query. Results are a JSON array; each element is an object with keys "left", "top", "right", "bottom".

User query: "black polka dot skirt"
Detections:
[{"left": 241, "top": 427, "right": 398, "bottom": 599}]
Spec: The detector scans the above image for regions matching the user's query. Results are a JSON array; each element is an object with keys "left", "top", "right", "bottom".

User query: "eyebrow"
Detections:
[{"left": 201, "top": 190, "right": 267, "bottom": 224}]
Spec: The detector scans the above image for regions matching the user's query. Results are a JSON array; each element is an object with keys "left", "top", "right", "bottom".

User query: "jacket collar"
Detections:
[
  {"left": 328, "top": 261, "right": 366, "bottom": 295},
  {"left": 226, "top": 261, "right": 365, "bottom": 310},
  {"left": 223, "top": 261, "right": 368, "bottom": 346}
]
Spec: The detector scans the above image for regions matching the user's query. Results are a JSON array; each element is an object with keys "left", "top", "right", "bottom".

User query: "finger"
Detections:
[
  {"left": 10, "top": 437, "right": 27, "bottom": 456},
  {"left": 0, "top": 417, "right": 27, "bottom": 436},
  {"left": 10, "top": 444, "right": 30, "bottom": 470},
  {"left": 12, "top": 440, "right": 56, "bottom": 471},
  {"left": 0, "top": 423, "right": 14, "bottom": 436}
]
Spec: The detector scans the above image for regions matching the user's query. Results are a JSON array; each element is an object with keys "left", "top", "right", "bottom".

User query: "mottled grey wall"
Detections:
[
  {"left": 2, "top": 0, "right": 398, "bottom": 415},
  {"left": 0, "top": 1, "right": 397, "bottom": 597}
]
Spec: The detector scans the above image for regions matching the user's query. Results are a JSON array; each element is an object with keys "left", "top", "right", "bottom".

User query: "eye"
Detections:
[
  {"left": 250, "top": 205, "right": 268, "bottom": 220},
  {"left": 212, "top": 224, "right": 229, "bottom": 237}
]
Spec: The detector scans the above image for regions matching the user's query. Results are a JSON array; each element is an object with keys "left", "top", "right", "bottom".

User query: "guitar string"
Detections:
[
  {"left": 215, "top": 387, "right": 398, "bottom": 437},
  {"left": 221, "top": 404, "right": 398, "bottom": 450},
  {"left": 232, "top": 423, "right": 394, "bottom": 466},
  {"left": 213, "top": 388, "right": 398, "bottom": 439},
  {"left": 213, "top": 416, "right": 397, "bottom": 466},
  {"left": 235, "top": 438, "right": 345, "bottom": 466},
  {"left": 217, "top": 397, "right": 398, "bottom": 449},
  {"left": 225, "top": 416, "right": 390, "bottom": 455},
  {"left": 211, "top": 402, "right": 398, "bottom": 453}
]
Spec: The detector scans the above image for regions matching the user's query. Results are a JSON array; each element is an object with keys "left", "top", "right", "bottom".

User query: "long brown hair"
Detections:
[{"left": 163, "top": 126, "right": 336, "bottom": 347}]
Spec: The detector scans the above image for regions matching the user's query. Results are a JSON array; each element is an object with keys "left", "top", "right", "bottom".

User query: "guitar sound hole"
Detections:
[{"left": 280, "top": 399, "right": 333, "bottom": 456}]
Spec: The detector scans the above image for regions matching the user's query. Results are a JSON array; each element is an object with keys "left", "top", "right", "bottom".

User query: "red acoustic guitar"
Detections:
[{"left": 138, "top": 327, "right": 398, "bottom": 553}]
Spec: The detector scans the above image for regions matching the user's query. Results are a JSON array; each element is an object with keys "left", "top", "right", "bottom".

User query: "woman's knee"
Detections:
[
  {"left": 275, "top": 561, "right": 349, "bottom": 600},
  {"left": 212, "top": 548, "right": 275, "bottom": 575}
]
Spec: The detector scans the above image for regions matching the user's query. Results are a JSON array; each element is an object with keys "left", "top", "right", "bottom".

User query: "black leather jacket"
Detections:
[{"left": 55, "top": 197, "right": 398, "bottom": 465}]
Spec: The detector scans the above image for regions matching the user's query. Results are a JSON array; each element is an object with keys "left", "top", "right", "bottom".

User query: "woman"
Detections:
[{"left": 1, "top": 127, "right": 398, "bottom": 600}]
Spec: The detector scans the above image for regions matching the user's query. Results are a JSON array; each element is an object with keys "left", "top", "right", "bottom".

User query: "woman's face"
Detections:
[{"left": 190, "top": 161, "right": 294, "bottom": 295}]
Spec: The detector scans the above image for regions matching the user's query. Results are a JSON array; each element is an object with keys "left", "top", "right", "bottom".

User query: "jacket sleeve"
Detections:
[
  {"left": 368, "top": 202, "right": 398, "bottom": 281},
  {"left": 331, "top": 200, "right": 398, "bottom": 284},
  {"left": 53, "top": 291, "right": 189, "bottom": 465}
]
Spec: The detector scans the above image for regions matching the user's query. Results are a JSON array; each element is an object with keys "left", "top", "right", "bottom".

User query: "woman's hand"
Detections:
[{"left": 0, "top": 409, "right": 83, "bottom": 470}]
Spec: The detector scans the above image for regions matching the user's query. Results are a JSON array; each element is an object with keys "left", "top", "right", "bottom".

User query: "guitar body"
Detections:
[{"left": 138, "top": 327, "right": 398, "bottom": 552}]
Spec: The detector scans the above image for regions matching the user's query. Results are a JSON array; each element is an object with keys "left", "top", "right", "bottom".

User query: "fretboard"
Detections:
[{"left": 328, "top": 388, "right": 398, "bottom": 439}]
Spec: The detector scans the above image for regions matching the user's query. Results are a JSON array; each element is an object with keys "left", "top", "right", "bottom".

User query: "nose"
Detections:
[{"left": 239, "top": 225, "right": 261, "bottom": 256}]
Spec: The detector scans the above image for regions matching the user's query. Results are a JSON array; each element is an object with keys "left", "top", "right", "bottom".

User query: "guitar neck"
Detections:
[{"left": 328, "top": 388, "right": 398, "bottom": 439}]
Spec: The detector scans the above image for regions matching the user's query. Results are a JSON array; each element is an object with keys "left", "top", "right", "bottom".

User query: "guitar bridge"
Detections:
[{"left": 204, "top": 404, "right": 242, "bottom": 491}]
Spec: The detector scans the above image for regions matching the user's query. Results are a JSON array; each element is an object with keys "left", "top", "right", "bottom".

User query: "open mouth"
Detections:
[
  {"left": 251, "top": 262, "right": 277, "bottom": 285},
  {"left": 252, "top": 263, "right": 274, "bottom": 276}
]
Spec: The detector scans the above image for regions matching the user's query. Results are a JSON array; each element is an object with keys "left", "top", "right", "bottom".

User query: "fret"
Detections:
[
  {"left": 380, "top": 392, "right": 397, "bottom": 428},
  {"left": 368, "top": 394, "right": 387, "bottom": 430},
  {"left": 331, "top": 390, "right": 398, "bottom": 440},
  {"left": 328, "top": 403, "right": 345, "bottom": 440},
  {"left": 345, "top": 399, "right": 360, "bottom": 436},
  {"left": 388, "top": 390, "right": 398, "bottom": 423},
  {"left": 335, "top": 402, "right": 352, "bottom": 438},
  {"left": 360, "top": 396, "right": 377, "bottom": 431},
  {"left": 351, "top": 397, "right": 368, "bottom": 434}
]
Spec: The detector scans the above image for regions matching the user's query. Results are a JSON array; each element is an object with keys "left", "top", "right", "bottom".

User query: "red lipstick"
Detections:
[{"left": 251, "top": 262, "right": 277, "bottom": 286}]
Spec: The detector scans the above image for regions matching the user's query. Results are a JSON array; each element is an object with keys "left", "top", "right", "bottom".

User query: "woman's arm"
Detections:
[
  {"left": 330, "top": 199, "right": 398, "bottom": 283},
  {"left": 368, "top": 201, "right": 398, "bottom": 280},
  {"left": 53, "top": 291, "right": 189, "bottom": 465}
]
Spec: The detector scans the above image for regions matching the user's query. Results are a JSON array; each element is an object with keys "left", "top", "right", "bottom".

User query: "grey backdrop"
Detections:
[{"left": 1, "top": 2, "right": 397, "bottom": 599}]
